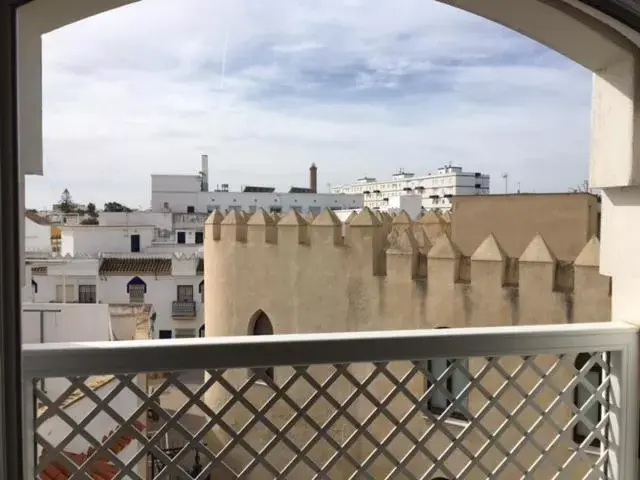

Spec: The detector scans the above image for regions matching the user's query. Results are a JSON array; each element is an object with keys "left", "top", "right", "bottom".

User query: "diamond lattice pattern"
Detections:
[{"left": 33, "top": 352, "right": 611, "bottom": 479}]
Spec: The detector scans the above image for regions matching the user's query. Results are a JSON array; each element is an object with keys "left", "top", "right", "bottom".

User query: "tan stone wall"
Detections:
[
  {"left": 450, "top": 193, "right": 601, "bottom": 260},
  {"left": 203, "top": 207, "right": 610, "bottom": 479}
]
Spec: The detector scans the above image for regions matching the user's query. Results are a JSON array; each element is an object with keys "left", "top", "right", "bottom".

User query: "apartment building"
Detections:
[{"left": 332, "top": 165, "right": 490, "bottom": 211}]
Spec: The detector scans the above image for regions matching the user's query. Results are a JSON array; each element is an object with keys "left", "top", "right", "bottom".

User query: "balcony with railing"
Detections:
[
  {"left": 172, "top": 301, "right": 197, "bottom": 318},
  {"left": 173, "top": 213, "right": 209, "bottom": 229},
  {"left": 22, "top": 322, "right": 639, "bottom": 479}
]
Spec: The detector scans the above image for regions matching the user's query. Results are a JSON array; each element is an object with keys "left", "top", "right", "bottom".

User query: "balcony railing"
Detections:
[
  {"left": 173, "top": 213, "right": 209, "bottom": 227},
  {"left": 172, "top": 301, "right": 196, "bottom": 318},
  {"left": 22, "top": 323, "right": 639, "bottom": 479}
]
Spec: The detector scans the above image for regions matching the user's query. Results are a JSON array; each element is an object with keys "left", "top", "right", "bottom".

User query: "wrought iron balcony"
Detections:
[
  {"left": 22, "top": 323, "right": 639, "bottom": 479},
  {"left": 172, "top": 301, "right": 196, "bottom": 318},
  {"left": 173, "top": 213, "right": 209, "bottom": 227}
]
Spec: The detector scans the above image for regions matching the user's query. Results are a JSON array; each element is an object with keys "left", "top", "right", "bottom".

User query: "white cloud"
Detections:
[{"left": 26, "top": 0, "right": 592, "bottom": 209}]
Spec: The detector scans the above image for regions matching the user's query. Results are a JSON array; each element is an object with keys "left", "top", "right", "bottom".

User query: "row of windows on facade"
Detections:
[
  {"left": 32, "top": 279, "right": 205, "bottom": 304},
  {"left": 342, "top": 180, "right": 488, "bottom": 194},
  {"left": 246, "top": 314, "right": 603, "bottom": 451}
]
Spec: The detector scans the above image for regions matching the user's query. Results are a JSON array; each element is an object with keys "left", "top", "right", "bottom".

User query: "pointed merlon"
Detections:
[
  {"left": 313, "top": 208, "right": 342, "bottom": 227},
  {"left": 350, "top": 207, "right": 381, "bottom": 226},
  {"left": 419, "top": 211, "right": 443, "bottom": 225},
  {"left": 574, "top": 235, "right": 600, "bottom": 267},
  {"left": 387, "top": 227, "right": 419, "bottom": 254},
  {"left": 519, "top": 234, "right": 556, "bottom": 263},
  {"left": 221, "top": 210, "right": 246, "bottom": 225},
  {"left": 344, "top": 211, "right": 358, "bottom": 224},
  {"left": 427, "top": 233, "right": 461, "bottom": 259},
  {"left": 471, "top": 233, "right": 507, "bottom": 262},
  {"left": 205, "top": 209, "right": 224, "bottom": 225},
  {"left": 392, "top": 210, "right": 413, "bottom": 225},
  {"left": 247, "top": 208, "right": 275, "bottom": 226},
  {"left": 278, "top": 209, "right": 308, "bottom": 226}
]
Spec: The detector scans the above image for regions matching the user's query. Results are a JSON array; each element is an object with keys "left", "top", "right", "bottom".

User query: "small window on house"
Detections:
[
  {"left": 177, "top": 285, "right": 194, "bottom": 302},
  {"left": 159, "top": 330, "right": 172, "bottom": 339},
  {"left": 573, "top": 353, "right": 604, "bottom": 448},
  {"left": 174, "top": 328, "right": 196, "bottom": 339},
  {"left": 177, "top": 231, "right": 186, "bottom": 244},
  {"left": 195, "top": 231, "right": 204, "bottom": 244},
  {"left": 187, "top": 206, "right": 195, "bottom": 213},
  {"left": 78, "top": 284, "right": 97, "bottom": 304},
  {"left": 198, "top": 280, "right": 205, "bottom": 303},
  {"left": 55, "top": 284, "right": 75, "bottom": 303},
  {"left": 248, "top": 310, "right": 274, "bottom": 382},
  {"left": 128, "top": 277, "right": 146, "bottom": 303},
  {"left": 130, "top": 234, "right": 141, "bottom": 253}
]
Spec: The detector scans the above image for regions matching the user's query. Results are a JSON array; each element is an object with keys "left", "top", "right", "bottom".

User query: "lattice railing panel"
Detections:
[{"left": 32, "top": 352, "right": 613, "bottom": 479}]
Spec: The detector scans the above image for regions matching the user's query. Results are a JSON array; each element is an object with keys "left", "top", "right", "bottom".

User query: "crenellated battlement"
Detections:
[
  {"left": 205, "top": 207, "right": 605, "bottom": 291},
  {"left": 204, "top": 207, "right": 610, "bottom": 333}
]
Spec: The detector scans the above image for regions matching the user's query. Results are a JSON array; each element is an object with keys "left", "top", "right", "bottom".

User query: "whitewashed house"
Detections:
[
  {"left": 24, "top": 212, "right": 51, "bottom": 253},
  {"left": 28, "top": 253, "right": 204, "bottom": 339}
]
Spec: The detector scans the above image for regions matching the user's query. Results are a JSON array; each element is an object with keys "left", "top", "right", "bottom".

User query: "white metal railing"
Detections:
[
  {"left": 22, "top": 323, "right": 639, "bottom": 479},
  {"left": 172, "top": 300, "right": 197, "bottom": 317}
]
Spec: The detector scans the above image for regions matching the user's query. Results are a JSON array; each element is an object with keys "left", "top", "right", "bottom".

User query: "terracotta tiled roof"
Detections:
[
  {"left": 25, "top": 211, "right": 51, "bottom": 226},
  {"left": 39, "top": 422, "right": 145, "bottom": 480},
  {"left": 32, "top": 265, "right": 48, "bottom": 276},
  {"left": 197, "top": 258, "right": 204, "bottom": 275},
  {"left": 99, "top": 258, "right": 171, "bottom": 275}
]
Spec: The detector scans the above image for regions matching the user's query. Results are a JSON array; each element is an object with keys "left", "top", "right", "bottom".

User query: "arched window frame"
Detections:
[
  {"left": 248, "top": 310, "right": 275, "bottom": 383},
  {"left": 127, "top": 276, "right": 147, "bottom": 303}
]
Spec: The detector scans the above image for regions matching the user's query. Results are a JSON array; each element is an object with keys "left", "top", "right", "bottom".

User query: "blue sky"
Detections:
[{"left": 26, "top": 0, "right": 592, "bottom": 210}]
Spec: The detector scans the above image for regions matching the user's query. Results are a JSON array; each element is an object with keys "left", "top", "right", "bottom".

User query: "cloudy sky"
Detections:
[{"left": 26, "top": 0, "right": 592, "bottom": 210}]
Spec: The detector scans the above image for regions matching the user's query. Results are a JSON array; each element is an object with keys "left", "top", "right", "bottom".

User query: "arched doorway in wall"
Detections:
[{"left": 248, "top": 310, "right": 275, "bottom": 382}]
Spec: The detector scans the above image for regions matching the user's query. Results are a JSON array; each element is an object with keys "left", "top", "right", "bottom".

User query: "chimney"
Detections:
[
  {"left": 201, "top": 154, "right": 209, "bottom": 192},
  {"left": 309, "top": 162, "right": 318, "bottom": 193}
]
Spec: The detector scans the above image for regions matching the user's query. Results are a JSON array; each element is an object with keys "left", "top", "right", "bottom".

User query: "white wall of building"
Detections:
[
  {"left": 22, "top": 303, "right": 111, "bottom": 344},
  {"left": 25, "top": 217, "right": 51, "bottom": 253},
  {"left": 151, "top": 188, "right": 363, "bottom": 215},
  {"left": 62, "top": 226, "right": 155, "bottom": 256},
  {"left": 333, "top": 166, "right": 490, "bottom": 211},
  {"left": 99, "top": 275, "right": 204, "bottom": 338},
  {"left": 387, "top": 194, "right": 423, "bottom": 219},
  {"left": 99, "top": 211, "right": 173, "bottom": 230},
  {"left": 152, "top": 174, "right": 202, "bottom": 194}
]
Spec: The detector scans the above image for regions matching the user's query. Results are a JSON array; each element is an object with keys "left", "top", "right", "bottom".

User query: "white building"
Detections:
[
  {"left": 28, "top": 254, "right": 205, "bottom": 340},
  {"left": 332, "top": 165, "right": 490, "bottom": 211},
  {"left": 151, "top": 155, "right": 363, "bottom": 215},
  {"left": 24, "top": 212, "right": 51, "bottom": 253}
]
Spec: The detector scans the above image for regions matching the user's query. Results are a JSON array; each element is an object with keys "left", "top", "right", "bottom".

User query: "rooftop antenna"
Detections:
[{"left": 501, "top": 173, "right": 509, "bottom": 194}]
